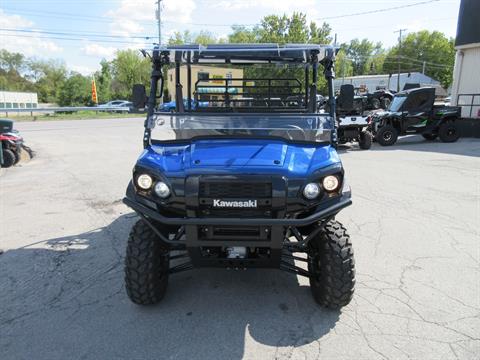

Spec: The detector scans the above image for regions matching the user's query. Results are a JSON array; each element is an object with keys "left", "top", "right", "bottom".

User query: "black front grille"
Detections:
[
  {"left": 199, "top": 182, "right": 272, "bottom": 199},
  {"left": 204, "top": 208, "right": 272, "bottom": 218}
]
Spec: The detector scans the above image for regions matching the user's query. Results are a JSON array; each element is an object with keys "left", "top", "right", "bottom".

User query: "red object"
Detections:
[{"left": 0, "top": 133, "right": 22, "bottom": 141}]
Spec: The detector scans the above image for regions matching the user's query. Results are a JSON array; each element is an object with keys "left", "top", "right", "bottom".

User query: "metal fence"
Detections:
[{"left": 1, "top": 106, "right": 139, "bottom": 116}]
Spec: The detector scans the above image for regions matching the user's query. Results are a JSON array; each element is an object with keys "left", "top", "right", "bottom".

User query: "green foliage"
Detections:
[
  {"left": 95, "top": 59, "right": 112, "bottom": 104},
  {"left": 168, "top": 30, "right": 220, "bottom": 45},
  {"left": 0, "top": 50, "right": 36, "bottom": 92},
  {"left": 336, "top": 50, "right": 354, "bottom": 78},
  {"left": 195, "top": 30, "right": 221, "bottom": 45},
  {"left": 383, "top": 30, "right": 455, "bottom": 88},
  {"left": 229, "top": 26, "right": 259, "bottom": 43},
  {"left": 341, "top": 39, "right": 383, "bottom": 76},
  {"left": 227, "top": 13, "right": 333, "bottom": 94},
  {"left": 257, "top": 13, "right": 332, "bottom": 44},
  {"left": 30, "top": 59, "right": 67, "bottom": 103},
  {"left": 0, "top": 49, "right": 26, "bottom": 73},
  {"left": 58, "top": 72, "right": 91, "bottom": 106},
  {"left": 168, "top": 30, "right": 194, "bottom": 45},
  {"left": 110, "top": 49, "right": 151, "bottom": 99}
]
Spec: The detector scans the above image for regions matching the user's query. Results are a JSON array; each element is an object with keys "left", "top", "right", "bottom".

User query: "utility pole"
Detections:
[
  {"left": 394, "top": 28, "right": 407, "bottom": 92},
  {"left": 156, "top": 0, "right": 162, "bottom": 45},
  {"left": 422, "top": 61, "right": 426, "bottom": 74}
]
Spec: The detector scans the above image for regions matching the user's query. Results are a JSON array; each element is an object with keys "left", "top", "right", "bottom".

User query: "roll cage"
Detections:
[{"left": 140, "top": 44, "right": 338, "bottom": 147}]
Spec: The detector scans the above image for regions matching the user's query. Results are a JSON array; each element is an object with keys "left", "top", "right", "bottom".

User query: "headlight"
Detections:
[
  {"left": 154, "top": 181, "right": 171, "bottom": 198},
  {"left": 137, "top": 174, "right": 153, "bottom": 190},
  {"left": 303, "top": 183, "right": 320, "bottom": 199},
  {"left": 322, "top": 175, "right": 340, "bottom": 192}
]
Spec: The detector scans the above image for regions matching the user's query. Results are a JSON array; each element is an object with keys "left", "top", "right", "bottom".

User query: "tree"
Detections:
[
  {"left": 95, "top": 59, "right": 112, "bottom": 103},
  {"left": 110, "top": 50, "right": 151, "bottom": 99},
  {"left": 309, "top": 22, "right": 333, "bottom": 45},
  {"left": 0, "top": 49, "right": 35, "bottom": 92},
  {"left": 383, "top": 30, "right": 455, "bottom": 88},
  {"left": 341, "top": 39, "right": 383, "bottom": 76},
  {"left": 0, "top": 49, "right": 26, "bottom": 73},
  {"left": 228, "top": 13, "right": 333, "bottom": 94},
  {"left": 228, "top": 26, "right": 259, "bottom": 43},
  {"left": 168, "top": 30, "right": 194, "bottom": 45},
  {"left": 28, "top": 59, "right": 67, "bottom": 103},
  {"left": 336, "top": 50, "right": 354, "bottom": 79},
  {"left": 58, "top": 72, "right": 91, "bottom": 106},
  {"left": 194, "top": 30, "right": 220, "bottom": 45},
  {"left": 168, "top": 30, "right": 220, "bottom": 45}
]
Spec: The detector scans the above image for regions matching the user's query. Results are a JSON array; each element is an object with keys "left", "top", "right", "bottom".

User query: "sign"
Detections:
[{"left": 212, "top": 75, "right": 224, "bottom": 84}]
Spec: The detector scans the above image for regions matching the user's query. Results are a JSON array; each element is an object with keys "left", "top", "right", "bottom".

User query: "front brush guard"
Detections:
[{"left": 123, "top": 193, "right": 352, "bottom": 277}]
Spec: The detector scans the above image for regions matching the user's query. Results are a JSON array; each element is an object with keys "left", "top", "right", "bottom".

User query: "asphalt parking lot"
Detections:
[{"left": 1, "top": 118, "right": 479, "bottom": 360}]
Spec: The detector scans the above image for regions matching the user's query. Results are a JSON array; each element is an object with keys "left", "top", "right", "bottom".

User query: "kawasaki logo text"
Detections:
[{"left": 212, "top": 199, "right": 257, "bottom": 208}]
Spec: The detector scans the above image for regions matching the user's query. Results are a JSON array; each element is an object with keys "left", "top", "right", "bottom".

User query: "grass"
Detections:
[{"left": 5, "top": 110, "right": 146, "bottom": 122}]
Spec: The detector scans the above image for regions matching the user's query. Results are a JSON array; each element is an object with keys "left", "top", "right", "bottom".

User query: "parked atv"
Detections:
[
  {"left": 1, "top": 119, "right": 22, "bottom": 168},
  {"left": 0, "top": 119, "right": 33, "bottom": 168},
  {"left": 370, "top": 87, "right": 461, "bottom": 146},
  {"left": 122, "top": 44, "right": 355, "bottom": 309},
  {"left": 365, "top": 89, "right": 395, "bottom": 110},
  {"left": 335, "top": 84, "right": 373, "bottom": 150}
]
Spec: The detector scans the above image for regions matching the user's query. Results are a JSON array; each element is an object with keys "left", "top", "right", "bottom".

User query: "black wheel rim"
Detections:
[{"left": 383, "top": 131, "right": 392, "bottom": 141}]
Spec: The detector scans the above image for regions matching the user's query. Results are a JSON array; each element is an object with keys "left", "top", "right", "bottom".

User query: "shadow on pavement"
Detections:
[
  {"left": 0, "top": 214, "right": 340, "bottom": 360},
  {"left": 338, "top": 136, "right": 480, "bottom": 157}
]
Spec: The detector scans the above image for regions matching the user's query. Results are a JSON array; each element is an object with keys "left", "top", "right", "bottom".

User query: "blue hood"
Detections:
[{"left": 137, "top": 139, "right": 340, "bottom": 178}]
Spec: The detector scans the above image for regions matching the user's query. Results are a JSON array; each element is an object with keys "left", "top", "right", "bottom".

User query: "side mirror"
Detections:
[
  {"left": 338, "top": 84, "right": 354, "bottom": 111},
  {"left": 132, "top": 84, "right": 147, "bottom": 109}
]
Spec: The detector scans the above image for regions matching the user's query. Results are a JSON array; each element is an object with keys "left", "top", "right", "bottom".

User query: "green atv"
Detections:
[{"left": 370, "top": 87, "right": 461, "bottom": 146}]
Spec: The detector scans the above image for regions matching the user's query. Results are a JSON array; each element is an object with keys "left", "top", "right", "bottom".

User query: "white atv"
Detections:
[{"left": 336, "top": 85, "right": 373, "bottom": 150}]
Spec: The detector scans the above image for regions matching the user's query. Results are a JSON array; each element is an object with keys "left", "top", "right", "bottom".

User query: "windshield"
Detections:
[
  {"left": 389, "top": 95, "right": 407, "bottom": 112},
  {"left": 148, "top": 113, "right": 333, "bottom": 143}
]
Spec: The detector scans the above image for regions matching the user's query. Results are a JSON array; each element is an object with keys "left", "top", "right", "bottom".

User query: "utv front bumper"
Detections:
[
  {"left": 123, "top": 194, "right": 351, "bottom": 226},
  {"left": 123, "top": 176, "right": 351, "bottom": 270}
]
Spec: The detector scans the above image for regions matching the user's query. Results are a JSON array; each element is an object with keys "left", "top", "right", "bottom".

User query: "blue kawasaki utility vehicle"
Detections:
[{"left": 124, "top": 44, "right": 355, "bottom": 308}]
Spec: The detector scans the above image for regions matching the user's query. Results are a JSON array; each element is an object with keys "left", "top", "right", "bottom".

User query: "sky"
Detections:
[{"left": 0, "top": 0, "right": 461, "bottom": 75}]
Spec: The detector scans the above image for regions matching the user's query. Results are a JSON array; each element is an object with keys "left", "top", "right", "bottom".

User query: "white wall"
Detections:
[
  {"left": 0, "top": 91, "right": 39, "bottom": 109},
  {"left": 451, "top": 44, "right": 480, "bottom": 119}
]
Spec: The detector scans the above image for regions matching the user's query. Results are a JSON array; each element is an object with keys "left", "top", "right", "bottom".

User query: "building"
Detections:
[
  {"left": 166, "top": 65, "right": 244, "bottom": 102},
  {"left": 0, "top": 91, "right": 38, "bottom": 110},
  {"left": 450, "top": 0, "right": 480, "bottom": 123},
  {"left": 334, "top": 72, "right": 441, "bottom": 93}
]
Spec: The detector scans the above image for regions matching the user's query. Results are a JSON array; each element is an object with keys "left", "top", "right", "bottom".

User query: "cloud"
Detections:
[
  {"left": 215, "top": 0, "right": 316, "bottom": 12},
  {"left": 0, "top": 9, "right": 33, "bottom": 28},
  {"left": 70, "top": 64, "right": 96, "bottom": 76},
  {"left": 82, "top": 43, "right": 117, "bottom": 59},
  {"left": 0, "top": 9, "right": 63, "bottom": 56},
  {"left": 106, "top": 0, "right": 196, "bottom": 39}
]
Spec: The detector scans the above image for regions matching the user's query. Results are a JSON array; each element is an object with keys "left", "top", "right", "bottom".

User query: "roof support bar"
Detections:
[
  {"left": 323, "top": 49, "right": 338, "bottom": 147},
  {"left": 187, "top": 52, "right": 192, "bottom": 112}
]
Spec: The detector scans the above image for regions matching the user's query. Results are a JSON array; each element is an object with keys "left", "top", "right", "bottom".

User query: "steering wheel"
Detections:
[{"left": 284, "top": 124, "right": 307, "bottom": 141}]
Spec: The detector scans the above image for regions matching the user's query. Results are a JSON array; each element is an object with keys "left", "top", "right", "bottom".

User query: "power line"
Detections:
[
  {"left": 0, "top": 33, "right": 155, "bottom": 45},
  {"left": 1, "top": 8, "right": 158, "bottom": 25},
  {"left": 1, "top": 8, "right": 243, "bottom": 27},
  {"left": 341, "top": 53, "right": 453, "bottom": 68},
  {"left": 0, "top": 28, "right": 157, "bottom": 40},
  {"left": 399, "top": 55, "right": 453, "bottom": 68},
  {"left": 317, "top": 0, "right": 440, "bottom": 20},
  {"left": 3, "top": 0, "right": 442, "bottom": 28}
]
